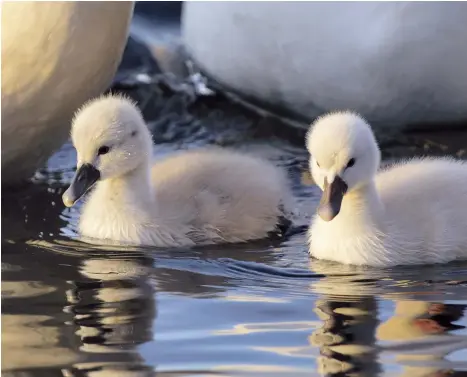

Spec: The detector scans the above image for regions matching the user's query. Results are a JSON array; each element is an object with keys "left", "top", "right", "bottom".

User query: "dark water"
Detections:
[{"left": 3, "top": 80, "right": 467, "bottom": 377}]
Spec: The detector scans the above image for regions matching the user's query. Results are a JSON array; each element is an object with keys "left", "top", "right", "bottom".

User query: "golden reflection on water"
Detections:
[
  {"left": 1, "top": 313, "right": 81, "bottom": 372},
  {"left": 377, "top": 300, "right": 467, "bottom": 377},
  {"left": 1, "top": 248, "right": 157, "bottom": 376},
  {"left": 65, "top": 257, "right": 156, "bottom": 376},
  {"left": 309, "top": 293, "right": 379, "bottom": 376},
  {"left": 308, "top": 259, "right": 467, "bottom": 377},
  {"left": 1, "top": 274, "right": 82, "bottom": 372},
  {"left": 2, "top": 281, "right": 56, "bottom": 299}
]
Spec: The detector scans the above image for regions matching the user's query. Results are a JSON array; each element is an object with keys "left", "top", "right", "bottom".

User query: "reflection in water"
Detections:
[
  {"left": 63, "top": 257, "right": 157, "bottom": 377},
  {"left": 3, "top": 209, "right": 467, "bottom": 377},
  {"left": 378, "top": 301, "right": 467, "bottom": 377},
  {"left": 1, "top": 239, "right": 158, "bottom": 377},
  {"left": 309, "top": 258, "right": 383, "bottom": 377},
  {"left": 1, "top": 311, "right": 81, "bottom": 373},
  {"left": 309, "top": 259, "right": 467, "bottom": 377},
  {"left": 10, "top": 237, "right": 305, "bottom": 375},
  {"left": 309, "top": 296, "right": 379, "bottom": 376},
  {"left": 1, "top": 244, "right": 82, "bottom": 375},
  {"left": 4, "top": 237, "right": 467, "bottom": 376}
]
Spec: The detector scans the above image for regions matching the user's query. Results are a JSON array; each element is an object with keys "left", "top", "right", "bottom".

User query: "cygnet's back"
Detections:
[
  {"left": 376, "top": 158, "right": 467, "bottom": 261},
  {"left": 152, "top": 148, "right": 293, "bottom": 244}
]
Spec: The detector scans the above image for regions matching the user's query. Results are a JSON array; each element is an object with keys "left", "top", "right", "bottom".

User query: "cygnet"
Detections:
[
  {"left": 62, "top": 95, "right": 294, "bottom": 247},
  {"left": 306, "top": 111, "right": 467, "bottom": 267}
]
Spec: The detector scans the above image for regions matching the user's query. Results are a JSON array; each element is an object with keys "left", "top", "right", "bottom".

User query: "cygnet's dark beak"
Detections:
[
  {"left": 62, "top": 163, "right": 100, "bottom": 207},
  {"left": 317, "top": 175, "right": 348, "bottom": 221}
]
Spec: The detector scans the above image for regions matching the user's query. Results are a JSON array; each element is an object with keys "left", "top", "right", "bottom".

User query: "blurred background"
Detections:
[{"left": 2, "top": 1, "right": 467, "bottom": 186}]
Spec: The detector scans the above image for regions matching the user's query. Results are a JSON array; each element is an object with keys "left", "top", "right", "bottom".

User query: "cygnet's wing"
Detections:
[{"left": 150, "top": 148, "right": 293, "bottom": 243}]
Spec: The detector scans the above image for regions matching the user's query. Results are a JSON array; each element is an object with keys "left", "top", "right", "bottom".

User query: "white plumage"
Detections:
[
  {"left": 306, "top": 111, "right": 467, "bottom": 267},
  {"left": 62, "top": 95, "right": 293, "bottom": 247}
]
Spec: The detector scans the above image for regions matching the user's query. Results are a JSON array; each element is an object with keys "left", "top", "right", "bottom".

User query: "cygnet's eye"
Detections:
[
  {"left": 97, "top": 146, "right": 111, "bottom": 155},
  {"left": 345, "top": 158, "right": 356, "bottom": 169}
]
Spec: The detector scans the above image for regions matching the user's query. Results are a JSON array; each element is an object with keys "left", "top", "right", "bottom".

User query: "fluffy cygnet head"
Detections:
[
  {"left": 62, "top": 94, "right": 153, "bottom": 207},
  {"left": 306, "top": 111, "right": 381, "bottom": 221}
]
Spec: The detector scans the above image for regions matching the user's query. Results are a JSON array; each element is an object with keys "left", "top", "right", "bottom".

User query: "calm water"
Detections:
[{"left": 3, "top": 88, "right": 467, "bottom": 377}]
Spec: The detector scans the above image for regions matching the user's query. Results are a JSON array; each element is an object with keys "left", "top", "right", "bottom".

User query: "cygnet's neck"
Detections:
[
  {"left": 339, "top": 180, "right": 385, "bottom": 230},
  {"left": 96, "top": 162, "right": 154, "bottom": 209}
]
